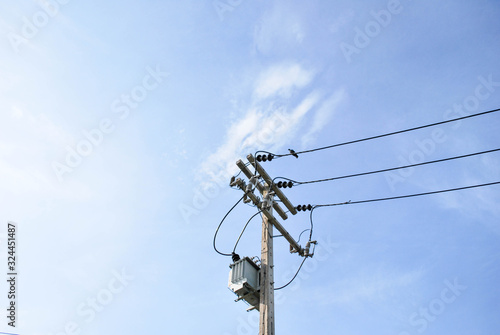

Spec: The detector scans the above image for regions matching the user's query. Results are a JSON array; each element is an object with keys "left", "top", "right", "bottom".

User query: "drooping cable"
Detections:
[
  {"left": 233, "top": 210, "right": 262, "bottom": 254},
  {"left": 275, "top": 257, "right": 308, "bottom": 291},
  {"left": 213, "top": 194, "right": 246, "bottom": 257},
  {"left": 297, "top": 229, "right": 310, "bottom": 244},
  {"left": 308, "top": 208, "right": 315, "bottom": 241},
  {"left": 274, "top": 147, "right": 500, "bottom": 187},
  {"left": 231, "top": 162, "right": 251, "bottom": 180},
  {"left": 274, "top": 211, "right": 315, "bottom": 291}
]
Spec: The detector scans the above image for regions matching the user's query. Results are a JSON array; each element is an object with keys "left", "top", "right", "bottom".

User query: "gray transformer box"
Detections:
[{"left": 228, "top": 257, "right": 260, "bottom": 310}]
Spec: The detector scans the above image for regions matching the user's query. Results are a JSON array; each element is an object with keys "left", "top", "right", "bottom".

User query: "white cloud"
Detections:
[
  {"left": 199, "top": 93, "right": 323, "bottom": 185},
  {"left": 254, "top": 63, "right": 314, "bottom": 100},
  {"left": 198, "top": 62, "right": 348, "bottom": 188},
  {"left": 301, "top": 88, "right": 347, "bottom": 147},
  {"left": 291, "top": 91, "right": 321, "bottom": 121}
]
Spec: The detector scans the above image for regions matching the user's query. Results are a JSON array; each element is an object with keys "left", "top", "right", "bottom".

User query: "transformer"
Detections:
[{"left": 228, "top": 257, "right": 260, "bottom": 310}]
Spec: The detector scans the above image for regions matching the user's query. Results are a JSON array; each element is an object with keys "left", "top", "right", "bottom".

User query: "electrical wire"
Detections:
[
  {"left": 302, "top": 180, "right": 500, "bottom": 279},
  {"left": 275, "top": 257, "right": 308, "bottom": 291},
  {"left": 274, "top": 215, "right": 315, "bottom": 290},
  {"left": 275, "top": 147, "right": 500, "bottom": 187},
  {"left": 233, "top": 210, "right": 262, "bottom": 254},
  {"left": 234, "top": 162, "right": 252, "bottom": 178},
  {"left": 308, "top": 209, "right": 315, "bottom": 240},
  {"left": 313, "top": 181, "right": 500, "bottom": 209},
  {"left": 267, "top": 107, "right": 500, "bottom": 159},
  {"left": 213, "top": 194, "right": 246, "bottom": 257},
  {"left": 297, "top": 229, "right": 310, "bottom": 244}
]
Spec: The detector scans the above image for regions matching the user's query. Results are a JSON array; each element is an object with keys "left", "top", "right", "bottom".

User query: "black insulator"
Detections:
[
  {"left": 268, "top": 154, "right": 273, "bottom": 161},
  {"left": 307, "top": 204, "right": 312, "bottom": 211},
  {"left": 287, "top": 181, "right": 293, "bottom": 188},
  {"left": 282, "top": 182, "right": 288, "bottom": 188},
  {"left": 262, "top": 155, "right": 268, "bottom": 162},
  {"left": 232, "top": 252, "right": 241, "bottom": 262},
  {"left": 256, "top": 155, "right": 262, "bottom": 162},
  {"left": 277, "top": 181, "right": 283, "bottom": 188},
  {"left": 297, "top": 205, "right": 302, "bottom": 211}
]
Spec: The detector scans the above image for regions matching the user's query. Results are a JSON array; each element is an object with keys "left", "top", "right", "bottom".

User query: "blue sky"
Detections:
[{"left": 1, "top": 0, "right": 500, "bottom": 334}]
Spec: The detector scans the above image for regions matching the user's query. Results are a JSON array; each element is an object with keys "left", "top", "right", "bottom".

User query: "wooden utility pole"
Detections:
[
  {"left": 259, "top": 186, "right": 275, "bottom": 335},
  {"left": 236, "top": 155, "right": 305, "bottom": 335},
  {"left": 234, "top": 154, "right": 305, "bottom": 335}
]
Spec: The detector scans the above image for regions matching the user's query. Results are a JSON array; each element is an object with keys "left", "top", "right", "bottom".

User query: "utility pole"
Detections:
[
  {"left": 233, "top": 154, "right": 306, "bottom": 335},
  {"left": 259, "top": 185, "right": 274, "bottom": 335}
]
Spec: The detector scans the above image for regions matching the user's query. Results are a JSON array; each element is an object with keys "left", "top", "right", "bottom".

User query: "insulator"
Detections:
[
  {"left": 287, "top": 181, "right": 293, "bottom": 188},
  {"left": 307, "top": 204, "right": 312, "bottom": 211},
  {"left": 297, "top": 205, "right": 302, "bottom": 211},
  {"left": 262, "top": 155, "right": 268, "bottom": 162},
  {"left": 277, "top": 181, "right": 283, "bottom": 188},
  {"left": 268, "top": 154, "right": 273, "bottom": 161},
  {"left": 232, "top": 252, "right": 241, "bottom": 262},
  {"left": 282, "top": 182, "right": 288, "bottom": 188},
  {"left": 304, "top": 241, "right": 311, "bottom": 257},
  {"left": 256, "top": 155, "right": 262, "bottom": 162}
]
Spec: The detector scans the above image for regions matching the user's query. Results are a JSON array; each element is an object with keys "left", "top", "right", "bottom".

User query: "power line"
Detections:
[
  {"left": 232, "top": 162, "right": 252, "bottom": 180},
  {"left": 264, "top": 107, "right": 500, "bottom": 159},
  {"left": 273, "top": 220, "right": 315, "bottom": 291},
  {"left": 274, "top": 147, "right": 500, "bottom": 187},
  {"left": 274, "top": 257, "right": 307, "bottom": 291},
  {"left": 297, "top": 229, "right": 311, "bottom": 244},
  {"left": 233, "top": 210, "right": 262, "bottom": 254},
  {"left": 214, "top": 194, "right": 246, "bottom": 257},
  {"left": 312, "top": 181, "right": 500, "bottom": 209}
]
